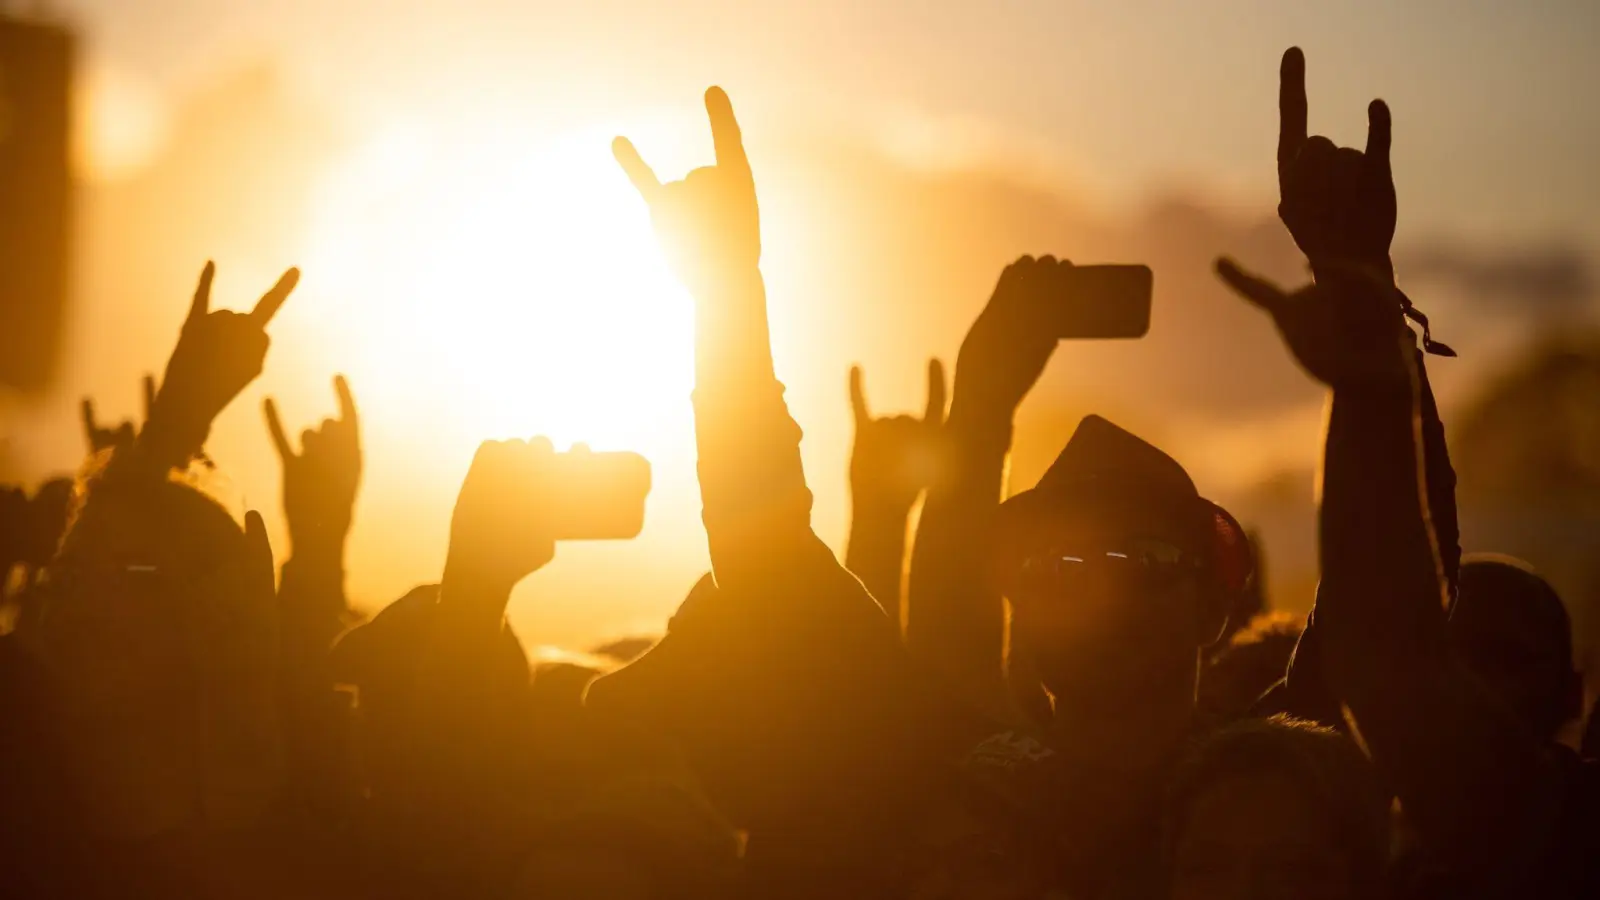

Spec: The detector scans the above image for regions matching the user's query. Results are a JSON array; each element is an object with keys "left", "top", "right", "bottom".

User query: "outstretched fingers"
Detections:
[
  {"left": 264, "top": 397, "right": 295, "bottom": 460},
  {"left": 1365, "top": 99, "right": 1392, "bottom": 176},
  {"left": 613, "top": 137, "right": 662, "bottom": 204},
  {"left": 333, "top": 374, "right": 358, "bottom": 428},
  {"left": 923, "top": 358, "right": 947, "bottom": 424},
  {"left": 189, "top": 261, "right": 216, "bottom": 324},
  {"left": 1278, "top": 47, "right": 1308, "bottom": 190},
  {"left": 80, "top": 398, "right": 100, "bottom": 443},
  {"left": 142, "top": 375, "right": 157, "bottom": 420},
  {"left": 704, "top": 86, "right": 748, "bottom": 175},
  {"left": 251, "top": 267, "right": 300, "bottom": 326},
  {"left": 850, "top": 365, "right": 870, "bottom": 425}
]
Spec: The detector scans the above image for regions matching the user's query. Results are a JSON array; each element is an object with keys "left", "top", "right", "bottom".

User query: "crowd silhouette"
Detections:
[{"left": 2, "top": 46, "right": 1598, "bottom": 900}]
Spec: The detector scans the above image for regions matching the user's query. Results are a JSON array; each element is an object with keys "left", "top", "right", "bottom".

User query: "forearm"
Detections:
[
  {"left": 905, "top": 401, "right": 1013, "bottom": 702},
  {"left": 280, "top": 538, "right": 348, "bottom": 665},
  {"left": 277, "top": 549, "right": 352, "bottom": 815},
  {"left": 1416, "top": 351, "right": 1461, "bottom": 597},
  {"left": 845, "top": 502, "right": 912, "bottom": 620},
  {"left": 1318, "top": 376, "right": 1447, "bottom": 667},
  {"left": 693, "top": 266, "right": 776, "bottom": 389},
  {"left": 1271, "top": 348, "right": 1457, "bottom": 727},
  {"left": 1318, "top": 367, "right": 1555, "bottom": 877},
  {"left": 690, "top": 266, "right": 816, "bottom": 589},
  {"left": 416, "top": 575, "right": 529, "bottom": 778}
]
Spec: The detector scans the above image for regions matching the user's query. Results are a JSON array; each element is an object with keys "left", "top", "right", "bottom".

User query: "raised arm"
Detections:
[
  {"left": 264, "top": 376, "right": 362, "bottom": 661},
  {"left": 1258, "top": 47, "right": 1461, "bottom": 725},
  {"left": 79, "top": 374, "right": 155, "bottom": 459},
  {"left": 263, "top": 375, "right": 363, "bottom": 811},
  {"left": 1277, "top": 46, "right": 1460, "bottom": 595},
  {"left": 906, "top": 257, "right": 1062, "bottom": 712},
  {"left": 1219, "top": 259, "right": 1562, "bottom": 887},
  {"left": 119, "top": 261, "right": 300, "bottom": 480},
  {"left": 844, "top": 360, "right": 945, "bottom": 620},
  {"left": 614, "top": 89, "right": 825, "bottom": 595}
]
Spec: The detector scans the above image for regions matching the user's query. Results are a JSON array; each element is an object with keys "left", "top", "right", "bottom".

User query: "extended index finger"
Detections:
[
  {"left": 250, "top": 267, "right": 300, "bottom": 326},
  {"left": 80, "top": 397, "right": 99, "bottom": 440},
  {"left": 1278, "top": 47, "right": 1308, "bottom": 188},
  {"left": 704, "top": 87, "right": 749, "bottom": 173},
  {"left": 333, "top": 374, "right": 358, "bottom": 427},
  {"left": 612, "top": 137, "right": 662, "bottom": 204},
  {"left": 1365, "top": 99, "right": 1392, "bottom": 177},
  {"left": 849, "top": 365, "right": 869, "bottom": 424},
  {"left": 189, "top": 261, "right": 216, "bottom": 323},
  {"left": 263, "top": 397, "right": 294, "bottom": 459},
  {"left": 924, "top": 358, "right": 947, "bottom": 424}
]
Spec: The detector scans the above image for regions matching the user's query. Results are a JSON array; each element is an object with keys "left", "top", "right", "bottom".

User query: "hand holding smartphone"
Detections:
[{"left": 443, "top": 441, "right": 651, "bottom": 599}]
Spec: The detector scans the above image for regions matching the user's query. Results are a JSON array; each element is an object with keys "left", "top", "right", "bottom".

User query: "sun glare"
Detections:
[{"left": 302, "top": 120, "right": 696, "bottom": 461}]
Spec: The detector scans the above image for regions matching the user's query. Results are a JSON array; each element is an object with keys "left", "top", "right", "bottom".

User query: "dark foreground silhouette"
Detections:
[{"left": 1, "top": 47, "right": 1597, "bottom": 900}]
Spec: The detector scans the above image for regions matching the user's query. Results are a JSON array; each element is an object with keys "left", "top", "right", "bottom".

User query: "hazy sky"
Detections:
[
  {"left": 60, "top": 0, "right": 1600, "bottom": 244},
  {"left": 9, "top": 0, "right": 1598, "bottom": 646}
]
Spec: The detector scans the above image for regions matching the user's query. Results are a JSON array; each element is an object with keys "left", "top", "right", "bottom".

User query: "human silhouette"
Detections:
[{"left": 844, "top": 358, "right": 945, "bottom": 623}]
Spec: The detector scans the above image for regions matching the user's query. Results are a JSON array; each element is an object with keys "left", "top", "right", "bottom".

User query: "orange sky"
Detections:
[{"left": 3, "top": 1, "right": 1597, "bottom": 648}]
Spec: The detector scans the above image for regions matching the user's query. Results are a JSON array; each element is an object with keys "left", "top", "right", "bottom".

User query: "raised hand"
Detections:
[
  {"left": 442, "top": 438, "right": 560, "bottom": 612},
  {"left": 613, "top": 87, "right": 760, "bottom": 295},
  {"left": 950, "top": 256, "right": 1069, "bottom": 424},
  {"left": 1276, "top": 47, "right": 1396, "bottom": 276},
  {"left": 264, "top": 375, "right": 362, "bottom": 558},
  {"left": 1216, "top": 257, "right": 1412, "bottom": 389},
  {"left": 147, "top": 261, "right": 299, "bottom": 464},
  {"left": 81, "top": 375, "right": 156, "bottom": 456},
  {"left": 849, "top": 359, "right": 947, "bottom": 513}
]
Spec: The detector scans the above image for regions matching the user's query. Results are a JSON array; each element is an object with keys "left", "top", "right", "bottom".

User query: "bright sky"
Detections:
[
  {"left": 64, "top": 0, "right": 1600, "bottom": 243},
  {"left": 9, "top": 0, "right": 1598, "bottom": 647}
]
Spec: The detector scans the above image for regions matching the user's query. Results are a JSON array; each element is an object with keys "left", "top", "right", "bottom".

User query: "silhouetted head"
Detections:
[
  {"left": 1164, "top": 716, "right": 1390, "bottom": 900},
  {"left": 1449, "top": 555, "right": 1580, "bottom": 740},
  {"left": 994, "top": 417, "right": 1251, "bottom": 714},
  {"left": 16, "top": 469, "right": 281, "bottom": 840}
]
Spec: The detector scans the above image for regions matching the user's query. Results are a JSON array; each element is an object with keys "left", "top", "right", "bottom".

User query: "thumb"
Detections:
[
  {"left": 80, "top": 398, "right": 99, "bottom": 442},
  {"left": 187, "top": 261, "right": 215, "bottom": 325},
  {"left": 244, "top": 510, "right": 276, "bottom": 586},
  {"left": 849, "top": 365, "right": 869, "bottom": 425}
]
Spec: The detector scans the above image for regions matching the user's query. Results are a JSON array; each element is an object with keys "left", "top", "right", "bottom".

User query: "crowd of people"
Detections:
[{"left": 2, "top": 46, "right": 1597, "bottom": 899}]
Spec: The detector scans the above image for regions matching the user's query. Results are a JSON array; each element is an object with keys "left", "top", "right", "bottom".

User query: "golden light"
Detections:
[{"left": 301, "top": 118, "right": 697, "bottom": 460}]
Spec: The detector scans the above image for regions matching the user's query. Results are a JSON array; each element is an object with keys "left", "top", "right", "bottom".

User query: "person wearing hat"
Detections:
[
  {"left": 906, "top": 412, "right": 1254, "bottom": 899},
  {"left": 894, "top": 251, "right": 1255, "bottom": 898}
]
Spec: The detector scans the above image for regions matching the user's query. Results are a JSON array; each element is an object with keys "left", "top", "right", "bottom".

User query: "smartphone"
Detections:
[
  {"left": 546, "top": 450, "right": 651, "bottom": 540},
  {"left": 1055, "top": 264, "right": 1153, "bottom": 339}
]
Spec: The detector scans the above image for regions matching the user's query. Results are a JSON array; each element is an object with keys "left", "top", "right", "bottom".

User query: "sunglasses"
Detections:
[{"left": 1012, "top": 537, "right": 1204, "bottom": 597}]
